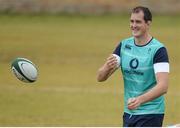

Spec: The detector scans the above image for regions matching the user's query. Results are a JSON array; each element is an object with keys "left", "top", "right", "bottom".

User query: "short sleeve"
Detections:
[
  {"left": 113, "top": 42, "right": 121, "bottom": 57},
  {"left": 153, "top": 47, "right": 170, "bottom": 73},
  {"left": 153, "top": 47, "right": 169, "bottom": 63}
]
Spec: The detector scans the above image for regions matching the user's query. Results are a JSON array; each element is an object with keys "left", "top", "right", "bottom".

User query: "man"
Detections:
[{"left": 97, "top": 6, "right": 169, "bottom": 127}]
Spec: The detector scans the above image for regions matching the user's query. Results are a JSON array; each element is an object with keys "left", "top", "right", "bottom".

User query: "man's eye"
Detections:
[{"left": 136, "top": 21, "right": 141, "bottom": 23}]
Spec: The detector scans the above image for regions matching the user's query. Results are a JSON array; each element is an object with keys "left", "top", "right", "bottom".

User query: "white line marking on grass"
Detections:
[{"left": 2, "top": 84, "right": 124, "bottom": 94}]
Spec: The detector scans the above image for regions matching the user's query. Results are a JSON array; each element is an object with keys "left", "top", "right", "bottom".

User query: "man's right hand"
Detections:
[
  {"left": 97, "top": 54, "right": 120, "bottom": 82},
  {"left": 104, "top": 54, "right": 119, "bottom": 71}
]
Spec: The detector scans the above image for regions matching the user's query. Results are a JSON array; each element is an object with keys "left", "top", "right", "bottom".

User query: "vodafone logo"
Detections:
[{"left": 129, "top": 58, "right": 139, "bottom": 69}]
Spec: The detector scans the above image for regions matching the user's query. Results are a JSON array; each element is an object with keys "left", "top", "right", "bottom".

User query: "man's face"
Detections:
[{"left": 130, "top": 11, "right": 150, "bottom": 38}]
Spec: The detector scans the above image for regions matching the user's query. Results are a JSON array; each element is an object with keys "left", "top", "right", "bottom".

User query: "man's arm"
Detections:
[
  {"left": 128, "top": 72, "right": 169, "bottom": 110},
  {"left": 97, "top": 54, "right": 119, "bottom": 82},
  {"left": 97, "top": 42, "right": 121, "bottom": 82}
]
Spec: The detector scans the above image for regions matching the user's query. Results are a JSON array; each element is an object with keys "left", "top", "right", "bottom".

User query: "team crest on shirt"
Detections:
[
  {"left": 125, "top": 44, "right": 132, "bottom": 50},
  {"left": 148, "top": 48, "right": 151, "bottom": 54}
]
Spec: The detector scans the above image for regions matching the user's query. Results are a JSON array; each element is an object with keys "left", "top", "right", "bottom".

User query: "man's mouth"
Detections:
[{"left": 132, "top": 28, "right": 139, "bottom": 33}]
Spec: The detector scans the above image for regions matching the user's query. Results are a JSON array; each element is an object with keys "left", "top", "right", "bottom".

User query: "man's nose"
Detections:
[{"left": 132, "top": 22, "right": 137, "bottom": 28}]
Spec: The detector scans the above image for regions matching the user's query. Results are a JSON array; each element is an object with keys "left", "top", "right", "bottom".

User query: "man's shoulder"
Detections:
[
  {"left": 150, "top": 38, "right": 168, "bottom": 56},
  {"left": 151, "top": 38, "right": 165, "bottom": 47},
  {"left": 121, "top": 37, "right": 134, "bottom": 44},
  {"left": 120, "top": 37, "right": 166, "bottom": 48}
]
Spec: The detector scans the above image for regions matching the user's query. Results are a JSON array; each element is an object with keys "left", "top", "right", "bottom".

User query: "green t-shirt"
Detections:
[{"left": 113, "top": 37, "right": 169, "bottom": 115}]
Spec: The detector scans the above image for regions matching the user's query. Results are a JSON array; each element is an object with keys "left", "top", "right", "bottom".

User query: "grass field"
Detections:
[{"left": 0, "top": 14, "right": 180, "bottom": 126}]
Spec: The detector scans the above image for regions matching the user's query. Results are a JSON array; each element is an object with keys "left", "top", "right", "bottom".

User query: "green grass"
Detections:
[{"left": 0, "top": 14, "right": 179, "bottom": 126}]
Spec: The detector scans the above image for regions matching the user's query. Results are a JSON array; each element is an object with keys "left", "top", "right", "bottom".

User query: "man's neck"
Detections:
[{"left": 134, "top": 33, "right": 152, "bottom": 46}]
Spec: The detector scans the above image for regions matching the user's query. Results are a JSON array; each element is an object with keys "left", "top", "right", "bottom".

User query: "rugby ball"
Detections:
[
  {"left": 112, "top": 54, "right": 121, "bottom": 68},
  {"left": 11, "top": 58, "right": 38, "bottom": 83}
]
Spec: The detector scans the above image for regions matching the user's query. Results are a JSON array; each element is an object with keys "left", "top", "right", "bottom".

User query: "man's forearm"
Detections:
[
  {"left": 128, "top": 73, "right": 169, "bottom": 110},
  {"left": 97, "top": 54, "right": 119, "bottom": 82},
  {"left": 97, "top": 65, "right": 116, "bottom": 82},
  {"left": 128, "top": 83, "right": 168, "bottom": 110},
  {"left": 138, "top": 83, "right": 168, "bottom": 105}
]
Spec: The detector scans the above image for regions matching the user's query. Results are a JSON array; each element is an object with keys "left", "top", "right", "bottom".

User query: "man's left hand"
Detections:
[{"left": 127, "top": 97, "right": 141, "bottom": 110}]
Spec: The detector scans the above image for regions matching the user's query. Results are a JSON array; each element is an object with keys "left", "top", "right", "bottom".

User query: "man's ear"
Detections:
[{"left": 147, "top": 21, "right": 151, "bottom": 26}]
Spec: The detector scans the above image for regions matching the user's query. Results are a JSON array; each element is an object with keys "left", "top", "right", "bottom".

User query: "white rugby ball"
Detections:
[
  {"left": 11, "top": 58, "right": 38, "bottom": 83},
  {"left": 112, "top": 54, "right": 121, "bottom": 68}
]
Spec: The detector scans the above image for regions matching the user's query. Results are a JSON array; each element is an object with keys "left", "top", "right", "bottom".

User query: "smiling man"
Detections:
[{"left": 97, "top": 6, "right": 169, "bottom": 127}]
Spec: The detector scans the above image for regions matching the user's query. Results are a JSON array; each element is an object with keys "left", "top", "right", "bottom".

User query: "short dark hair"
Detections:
[{"left": 132, "top": 6, "right": 152, "bottom": 23}]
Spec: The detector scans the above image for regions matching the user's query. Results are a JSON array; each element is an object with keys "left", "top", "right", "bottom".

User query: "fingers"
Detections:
[
  {"left": 128, "top": 97, "right": 136, "bottom": 105},
  {"left": 127, "top": 97, "right": 140, "bottom": 110},
  {"left": 106, "top": 54, "right": 118, "bottom": 69},
  {"left": 127, "top": 97, "right": 136, "bottom": 109}
]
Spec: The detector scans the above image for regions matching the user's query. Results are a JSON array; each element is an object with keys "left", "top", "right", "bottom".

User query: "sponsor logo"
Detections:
[
  {"left": 130, "top": 58, "right": 139, "bottom": 69},
  {"left": 124, "top": 69, "right": 144, "bottom": 75},
  {"left": 124, "top": 58, "right": 144, "bottom": 76}
]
